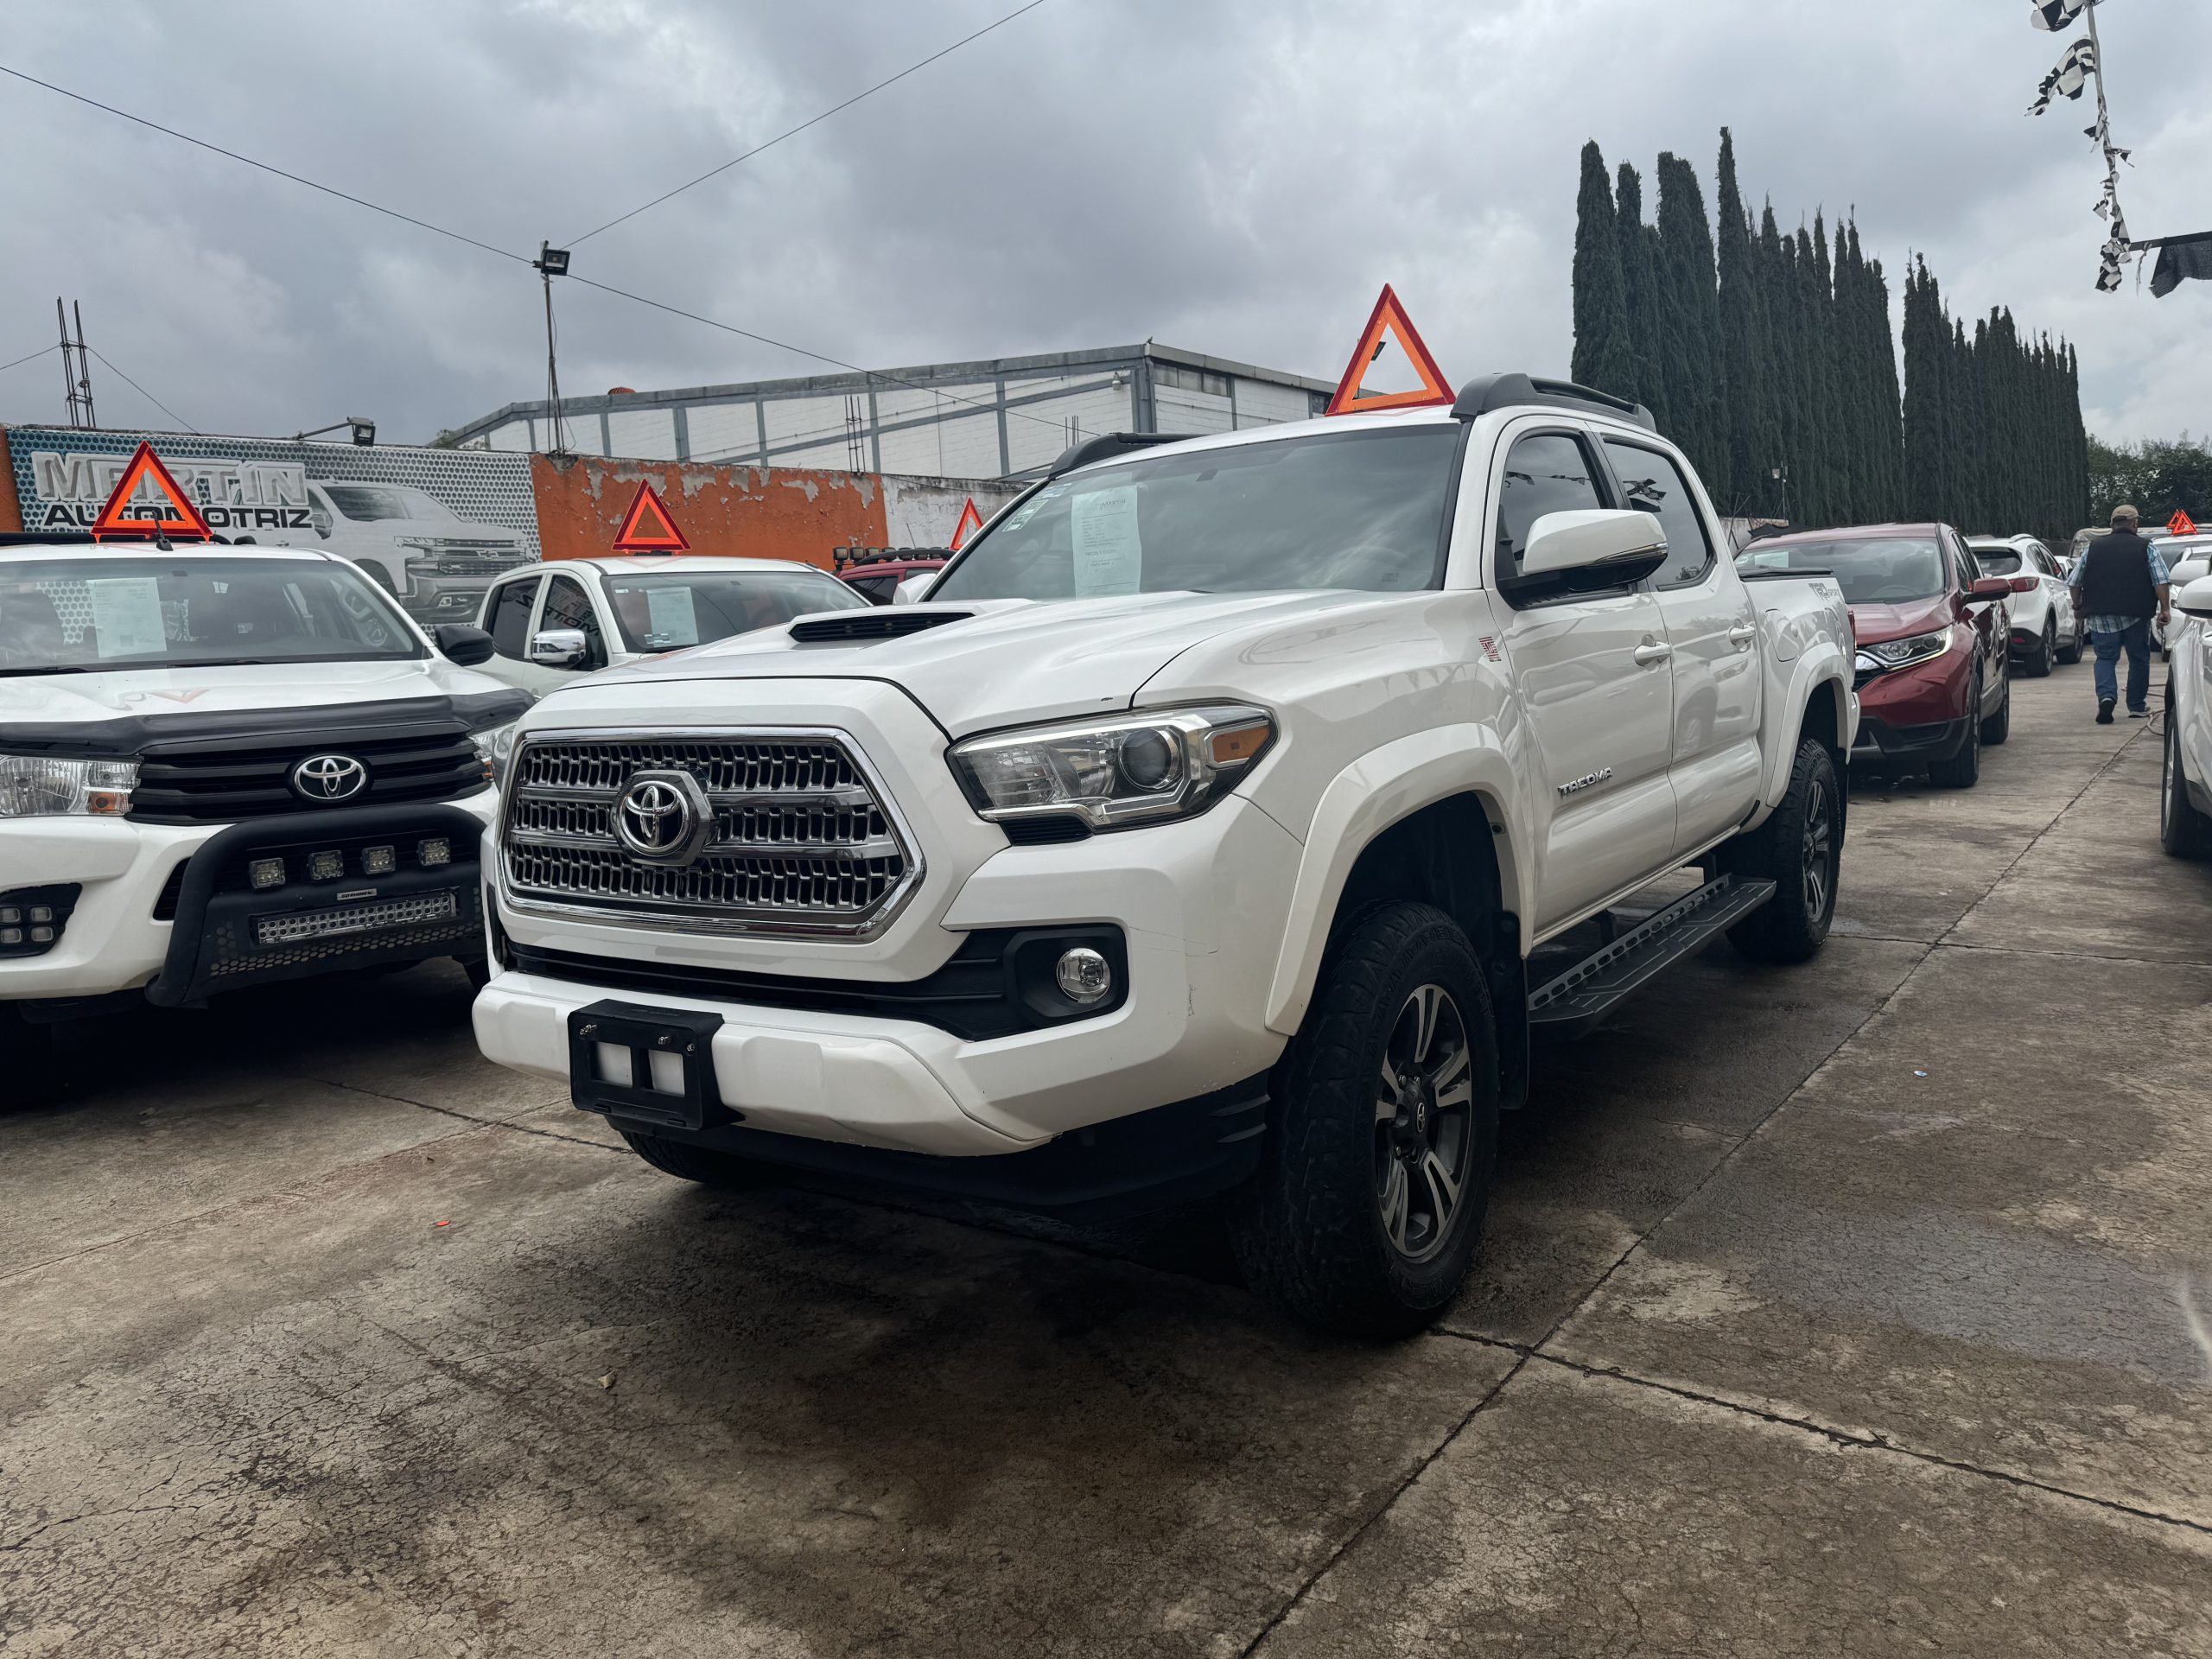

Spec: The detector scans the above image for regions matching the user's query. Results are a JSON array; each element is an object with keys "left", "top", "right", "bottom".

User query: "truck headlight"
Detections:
[
  {"left": 1858, "top": 629, "right": 1951, "bottom": 674},
  {"left": 472, "top": 721, "right": 519, "bottom": 784},
  {"left": 0, "top": 754, "right": 137, "bottom": 817},
  {"left": 949, "top": 705, "right": 1274, "bottom": 831}
]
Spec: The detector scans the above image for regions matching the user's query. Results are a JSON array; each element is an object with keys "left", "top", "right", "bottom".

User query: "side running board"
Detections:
[{"left": 1526, "top": 875, "right": 1777, "bottom": 1038}]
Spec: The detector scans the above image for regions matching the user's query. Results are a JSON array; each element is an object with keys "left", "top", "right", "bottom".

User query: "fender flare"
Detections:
[
  {"left": 1758, "top": 645, "right": 1853, "bottom": 809},
  {"left": 1262, "top": 724, "right": 1525, "bottom": 1038}
]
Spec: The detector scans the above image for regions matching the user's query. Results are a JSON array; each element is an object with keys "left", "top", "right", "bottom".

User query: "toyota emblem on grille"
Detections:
[
  {"left": 290, "top": 753, "right": 368, "bottom": 802},
  {"left": 612, "top": 769, "right": 714, "bottom": 867}
]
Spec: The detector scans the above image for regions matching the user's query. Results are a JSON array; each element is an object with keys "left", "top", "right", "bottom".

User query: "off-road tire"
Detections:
[
  {"left": 2024, "top": 620, "right": 2054, "bottom": 678},
  {"left": 1, "top": 1005, "right": 59, "bottom": 1110},
  {"left": 2160, "top": 709, "right": 2212, "bottom": 857},
  {"left": 1721, "top": 736, "right": 1842, "bottom": 965},
  {"left": 621, "top": 1130, "right": 771, "bottom": 1191},
  {"left": 1228, "top": 901, "right": 1498, "bottom": 1338},
  {"left": 1980, "top": 677, "right": 2011, "bottom": 745},
  {"left": 1928, "top": 672, "right": 1983, "bottom": 788}
]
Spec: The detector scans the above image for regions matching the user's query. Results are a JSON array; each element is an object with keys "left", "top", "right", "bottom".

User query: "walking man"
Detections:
[{"left": 2070, "top": 504, "right": 2171, "bottom": 723}]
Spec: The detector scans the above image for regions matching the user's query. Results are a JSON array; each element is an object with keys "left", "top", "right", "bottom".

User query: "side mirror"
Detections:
[
  {"left": 433, "top": 623, "right": 495, "bottom": 665},
  {"left": 2177, "top": 574, "right": 2212, "bottom": 620},
  {"left": 1967, "top": 578, "right": 2012, "bottom": 603},
  {"left": 891, "top": 573, "right": 938, "bottom": 606},
  {"left": 1519, "top": 509, "right": 1669, "bottom": 583},
  {"left": 529, "top": 627, "right": 589, "bottom": 669}
]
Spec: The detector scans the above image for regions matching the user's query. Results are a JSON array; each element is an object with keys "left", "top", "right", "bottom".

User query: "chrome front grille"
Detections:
[{"left": 500, "top": 732, "right": 917, "bottom": 935}]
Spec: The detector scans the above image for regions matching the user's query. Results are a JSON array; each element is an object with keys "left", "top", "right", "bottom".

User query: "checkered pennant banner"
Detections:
[
  {"left": 2031, "top": 0, "right": 2090, "bottom": 30},
  {"left": 2028, "top": 36, "right": 2095, "bottom": 114},
  {"left": 2097, "top": 233, "right": 2129, "bottom": 293}
]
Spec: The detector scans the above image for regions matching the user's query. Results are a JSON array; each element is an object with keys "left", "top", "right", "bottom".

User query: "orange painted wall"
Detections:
[
  {"left": 0, "top": 429, "right": 22, "bottom": 533},
  {"left": 531, "top": 454, "right": 887, "bottom": 568}
]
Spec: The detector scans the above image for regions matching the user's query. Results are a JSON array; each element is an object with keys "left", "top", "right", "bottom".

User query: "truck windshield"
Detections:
[
  {"left": 602, "top": 568, "right": 868, "bottom": 652},
  {"left": 930, "top": 424, "right": 1464, "bottom": 601},
  {"left": 0, "top": 556, "right": 423, "bottom": 673},
  {"left": 1738, "top": 537, "right": 1947, "bottom": 606}
]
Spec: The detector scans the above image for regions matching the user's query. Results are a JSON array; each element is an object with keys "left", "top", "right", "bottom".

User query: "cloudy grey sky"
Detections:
[{"left": 2, "top": 0, "right": 2204, "bottom": 450}]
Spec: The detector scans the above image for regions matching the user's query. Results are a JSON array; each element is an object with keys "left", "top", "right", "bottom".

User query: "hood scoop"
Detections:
[{"left": 790, "top": 609, "right": 973, "bottom": 644}]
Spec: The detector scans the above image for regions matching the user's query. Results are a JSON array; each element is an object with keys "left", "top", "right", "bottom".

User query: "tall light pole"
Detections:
[{"left": 534, "top": 242, "right": 572, "bottom": 454}]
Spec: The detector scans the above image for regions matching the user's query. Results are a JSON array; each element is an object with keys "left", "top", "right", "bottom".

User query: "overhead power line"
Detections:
[
  {"left": 88, "top": 349, "right": 197, "bottom": 432},
  {"left": 0, "top": 56, "right": 1075, "bottom": 446},
  {"left": 0, "top": 62, "right": 531, "bottom": 264},
  {"left": 569, "top": 0, "right": 1050, "bottom": 247},
  {"left": 0, "top": 343, "right": 60, "bottom": 378}
]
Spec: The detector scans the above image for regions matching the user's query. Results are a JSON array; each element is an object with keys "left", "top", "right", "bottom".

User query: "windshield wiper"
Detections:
[{"left": 0, "top": 664, "right": 96, "bottom": 677}]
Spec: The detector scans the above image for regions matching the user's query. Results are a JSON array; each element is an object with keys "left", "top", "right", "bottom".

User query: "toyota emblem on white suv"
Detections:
[
  {"left": 613, "top": 770, "right": 713, "bottom": 867},
  {"left": 290, "top": 753, "right": 368, "bottom": 802}
]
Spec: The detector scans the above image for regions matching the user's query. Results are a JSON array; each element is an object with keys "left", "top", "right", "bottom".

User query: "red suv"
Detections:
[{"left": 1738, "top": 523, "right": 2012, "bottom": 787}]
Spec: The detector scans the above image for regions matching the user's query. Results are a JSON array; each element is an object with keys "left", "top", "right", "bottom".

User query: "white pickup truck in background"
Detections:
[{"left": 471, "top": 374, "right": 1857, "bottom": 1335}]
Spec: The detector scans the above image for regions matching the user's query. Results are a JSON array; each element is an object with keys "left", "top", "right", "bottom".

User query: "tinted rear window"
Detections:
[{"left": 1969, "top": 547, "right": 2023, "bottom": 575}]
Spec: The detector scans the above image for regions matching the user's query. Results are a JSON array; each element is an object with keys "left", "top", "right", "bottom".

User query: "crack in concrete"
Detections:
[
  {"left": 308, "top": 1076, "right": 624, "bottom": 1154},
  {"left": 1428, "top": 1332, "right": 2212, "bottom": 1542}
]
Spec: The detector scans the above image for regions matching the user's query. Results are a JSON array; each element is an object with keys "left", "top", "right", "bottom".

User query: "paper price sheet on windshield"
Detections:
[
  {"left": 644, "top": 585, "right": 700, "bottom": 647},
  {"left": 87, "top": 577, "right": 168, "bottom": 658},
  {"left": 1071, "top": 485, "right": 1141, "bottom": 597}
]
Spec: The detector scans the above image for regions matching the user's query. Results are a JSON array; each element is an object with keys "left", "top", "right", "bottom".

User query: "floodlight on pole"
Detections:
[{"left": 534, "top": 241, "right": 573, "bottom": 454}]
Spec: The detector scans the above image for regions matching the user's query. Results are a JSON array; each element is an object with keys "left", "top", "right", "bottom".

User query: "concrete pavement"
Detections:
[{"left": 3, "top": 661, "right": 2209, "bottom": 1656}]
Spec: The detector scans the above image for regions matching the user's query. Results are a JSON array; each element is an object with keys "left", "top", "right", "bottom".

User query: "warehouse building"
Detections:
[{"left": 446, "top": 343, "right": 1336, "bottom": 480}]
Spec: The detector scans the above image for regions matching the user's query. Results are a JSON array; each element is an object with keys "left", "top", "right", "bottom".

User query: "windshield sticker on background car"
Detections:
[
  {"left": 645, "top": 585, "right": 701, "bottom": 647},
  {"left": 1071, "top": 485, "right": 1141, "bottom": 597},
  {"left": 86, "top": 576, "right": 168, "bottom": 658}
]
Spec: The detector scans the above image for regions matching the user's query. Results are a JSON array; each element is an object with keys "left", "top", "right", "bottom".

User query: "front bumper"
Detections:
[
  {"left": 0, "top": 790, "right": 499, "bottom": 1006},
  {"left": 1850, "top": 646, "right": 1972, "bottom": 763},
  {"left": 475, "top": 791, "right": 1304, "bottom": 1160}
]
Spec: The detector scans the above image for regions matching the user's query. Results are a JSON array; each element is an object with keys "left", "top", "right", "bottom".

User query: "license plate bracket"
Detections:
[{"left": 567, "top": 1000, "right": 728, "bottom": 1131}]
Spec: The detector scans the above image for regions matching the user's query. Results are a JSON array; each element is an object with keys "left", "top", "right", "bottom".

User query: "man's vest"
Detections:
[{"left": 2079, "top": 531, "right": 2158, "bottom": 620}]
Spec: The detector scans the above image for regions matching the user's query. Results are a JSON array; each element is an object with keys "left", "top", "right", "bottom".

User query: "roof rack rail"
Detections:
[
  {"left": 1045, "top": 430, "right": 1199, "bottom": 478},
  {"left": 1450, "top": 372, "right": 1656, "bottom": 432}
]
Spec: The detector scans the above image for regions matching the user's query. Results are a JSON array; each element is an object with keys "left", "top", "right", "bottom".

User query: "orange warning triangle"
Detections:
[
  {"left": 89, "top": 442, "right": 214, "bottom": 542},
  {"left": 2170, "top": 509, "right": 2199, "bottom": 537},
  {"left": 949, "top": 497, "right": 984, "bottom": 551},
  {"left": 612, "top": 479, "right": 690, "bottom": 552},
  {"left": 1324, "top": 283, "right": 1454, "bottom": 416}
]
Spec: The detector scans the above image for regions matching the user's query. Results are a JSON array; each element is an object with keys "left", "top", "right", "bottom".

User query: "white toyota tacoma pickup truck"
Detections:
[
  {"left": 1, "top": 537, "right": 527, "bottom": 1099},
  {"left": 473, "top": 375, "right": 1857, "bottom": 1334}
]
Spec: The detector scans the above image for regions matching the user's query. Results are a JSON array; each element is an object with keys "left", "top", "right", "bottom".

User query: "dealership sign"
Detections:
[{"left": 29, "top": 447, "right": 316, "bottom": 534}]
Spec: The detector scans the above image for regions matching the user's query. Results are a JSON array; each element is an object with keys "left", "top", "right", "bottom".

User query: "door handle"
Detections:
[
  {"left": 1631, "top": 639, "right": 1673, "bottom": 666},
  {"left": 1727, "top": 622, "right": 1758, "bottom": 649}
]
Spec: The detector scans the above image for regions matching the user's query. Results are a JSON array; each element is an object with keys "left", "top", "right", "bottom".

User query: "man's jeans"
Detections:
[{"left": 2092, "top": 617, "right": 2152, "bottom": 711}]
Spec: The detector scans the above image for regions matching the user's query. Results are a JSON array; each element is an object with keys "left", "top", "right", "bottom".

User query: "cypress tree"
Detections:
[
  {"left": 1760, "top": 206, "right": 1798, "bottom": 522},
  {"left": 1714, "top": 129, "right": 1764, "bottom": 514},
  {"left": 1657, "top": 153, "right": 1723, "bottom": 490},
  {"left": 1615, "top": 162, "right": 1663, "bottom": 423},
  {"left": 1571, "top": 142, "right": 1635, "bottom": 397},
  {"left": 1902, "top": 259, "right": 1940, "bottom": 520},
  {"left": 1795, "top": 225, "right": 1832, "bottom": 525},
  {"left": 1864, "top": 240, "right": 1904, "bottom": 518}
]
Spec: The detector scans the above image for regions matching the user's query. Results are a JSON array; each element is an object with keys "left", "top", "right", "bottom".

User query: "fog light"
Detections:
[
  {"left": 249, "top": 857, "right": 286, "bottom": 890},
  {"left": 418, "top": 837, "right": 452, "bottom": 868},
  {"left": 0, "top": 907, "right": 16, "bottom": 925},
  {"left": 0, "top": 928, "right": 19, "bottom": 946},
  {"left": 308, "top": 849, "right": 345, "bottom": 881},
  {"left": 362, "top": 844, "right": 397, "bottom": 875},
  {"left": 28, "top": 906, "right": 52, "bottom": 924},
  {"left": 1055, "top": 946, "right": 1113, "bottom": 1005},
  {"left": 29, "top": 925, "right": 52, "bottom": 944}
]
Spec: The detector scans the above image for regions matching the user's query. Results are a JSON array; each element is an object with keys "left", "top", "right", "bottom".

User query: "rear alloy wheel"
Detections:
[
  {"left": 1929, "top": 672, "right": 1983, "bottom": 787},
  {"left": 1230, "top": 900, "right": 1498, "bottom": 1338},
  {"left": 2024, "top": 619, "right": 2054, "bottom": 678},
  {"left": 2160, "top": 709, "right": 2212, "bottom": 857}
]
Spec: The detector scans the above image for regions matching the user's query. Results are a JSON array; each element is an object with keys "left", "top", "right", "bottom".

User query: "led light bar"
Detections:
[{"left": 254, "top": 891, "right": 458, "bottom": 946}]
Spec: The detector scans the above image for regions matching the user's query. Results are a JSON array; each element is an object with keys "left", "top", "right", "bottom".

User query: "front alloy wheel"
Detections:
[
  {"left": 1375, "top": 984, "right": 1475, "bottom": 1263},
  {"left": 1799, "top": 771, "right": 1834, "bottom": 929}
]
